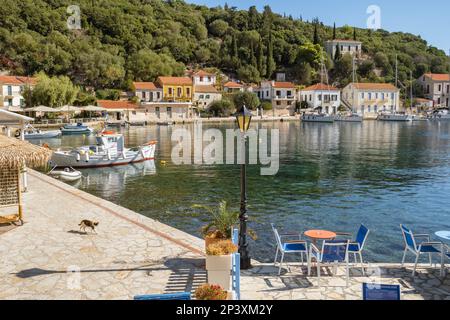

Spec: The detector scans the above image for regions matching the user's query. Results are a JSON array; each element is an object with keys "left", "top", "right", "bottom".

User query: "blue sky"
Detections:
[{"left": 188, "top": 0, "right": 450, "bottom": 52}]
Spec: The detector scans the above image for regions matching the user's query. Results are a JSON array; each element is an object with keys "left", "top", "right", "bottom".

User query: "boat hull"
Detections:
[
  {"left": 50, "top": 145, "right": 156, "bottom": 169},
  {"left": 301, "top": 115, "right": 335, "bottom": 123},
  {"left": 61, "top": 128, "right": 93, "bottom": 135},
  {"left": 378, "top": 114, "right": 411, "bottom": 121},
  {"left": 25, "top": 130, "right": 62, "bottom": 139},
  {"left": 335, "top": 116, "right": 363, "bottom": 122}
]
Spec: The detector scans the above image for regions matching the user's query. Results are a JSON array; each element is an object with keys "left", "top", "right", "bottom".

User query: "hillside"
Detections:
[{"left": 0, "top": 0, "right": 448, "bottom": 91}]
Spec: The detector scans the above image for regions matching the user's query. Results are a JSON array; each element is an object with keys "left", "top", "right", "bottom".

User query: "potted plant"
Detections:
[
  {"left": 193, "top": 200, "right": 257, "bottom": 251},
  {"left": 205, "top": 240, "right": 238, "bottom": 291},
  {"left": 194, "top": 284, "right": 228, "bottom": 300}
]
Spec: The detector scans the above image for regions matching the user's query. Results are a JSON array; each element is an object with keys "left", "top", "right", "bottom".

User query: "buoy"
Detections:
[{"left": 160, "top": 160, "right": 167, "bottom": 165}]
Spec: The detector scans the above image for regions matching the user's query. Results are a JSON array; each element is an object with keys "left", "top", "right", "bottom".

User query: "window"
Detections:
[
  {"left": 287, "top": 101, "right": 292, "bottom": 105},
  {"left": 177, "top": 87, "right": 182, "bottom": 97},
  {"left": 447, "top": 85, "right": 449, "bottom": 93},
  {"left": 287, "top": 91, "right": 292, "bottom": 97},
  {"left": 168, "top": 88, "right": 173, "bottom": 95},
  {"left": 276, "top": 101, "right": 281, "bottom": 106},
  {"left": 318, "top": 94, "right": 322, "bottom": 101},
  {"left": 381, "top": 93, "right": 385, "bottom": 100},
  {"left": 427, "top": 85, "right": 430, "bottom": 94},
  {"left": 155, "top": 107, "right": 160, "bottom": 119},
  {"left": 132, "top": 111, "right": 137, "bottom": 115},
  {"left": 374, "top": 105, "right": 378, "bottom": 113},
  {"left": 142, "top": 91, "right": 146, "bottom": 99},
  {"left": 20, "top": 99, "right": 24, "bottom": 107},
  {"left": 361, "top": 92, "right": 365, "bottom": 99},
  {"left": 309, "top": 94, "right": 312, "bottom": 101},
  {"left": 276, "top": 90, "right": 281, "bottom": 97},
  {"left": 8, "top": 99, "right": 12, "bottom": 106},
  {"left": 368, "top": 93, "right": 372, "bottom": 100},
  {"left": 7, "top": 86, "right": 12, "bottom": 96},
  {"left": 438, "top": 85, "right": 442, "bottom": 92},
  {"left": 438, "top": 98, "right": 441, "bottom": 105},
  {"left": 199, "top": 95, "right": 204, "bottom": 99},
  {"left": 368, "top": 106, "right": 371, "bottom": 113},
  {"left": 375, "top": 93, "right": 378, "bottom": 99},
  {"left": 167, "top": 107, "right": 172, "bottom": 118},
  {"left": 186, "top": 88, "right": 191, "bottom": 96},
  {"left": 157, "top": 92, "right": 161, "bottom": 99},
  {"left": 200, "top": 76, "right": 204, "bottom": 82},
  {"left": 391, "top": 93, "right": 395, "bottom": 100},
  {"left": 205, "top": 95, "right": 210, "bottom": 99}
]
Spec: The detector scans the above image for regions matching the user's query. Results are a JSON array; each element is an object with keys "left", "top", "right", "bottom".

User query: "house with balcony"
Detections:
[
  {"left": 416, "top": 73, "right": 450, "bottom": 108},
  {"left": 0, "top": 76, "right": 36, "bottom": 110},
  {"left": 132, "top": 82, "right": 163, "bottom": 103},
  {"left": 342, "top": 83, "right": 401, "bottom": 117},
  {"left": 193, "top": 85, "right": 222, "bottom": 110},
  {"left": 255, "top": 81, "right": 297, "bottom": 116},
  {"left": 223, "top": 81, "right": 244, "bottom": 93},
  {"left": 325, "top": 39, "right": 362, "bottom": 59},
  {"left": 192, "top": 70, "right": 217, "bottom": 86},
  {"left": 299, "top": 83, "right": 341, "bottom": 115},
  {"left": 155, "top": 76, "right": 193, "bottom": 102}
]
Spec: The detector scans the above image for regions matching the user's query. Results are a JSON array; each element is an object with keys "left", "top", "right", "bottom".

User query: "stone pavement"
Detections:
[
  {"left": 1, "top": 170, "right": 449, "bottom": 300},
  {"left": 241, "top": 262, "right": 450, "bottom": 300}
]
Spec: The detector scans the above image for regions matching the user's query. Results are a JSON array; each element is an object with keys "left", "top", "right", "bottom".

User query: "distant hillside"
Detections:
[{"left": 0, "top": 0, "right": 448, "bottom": 91}]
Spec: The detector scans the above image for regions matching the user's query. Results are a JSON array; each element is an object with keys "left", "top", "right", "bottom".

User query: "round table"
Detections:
[
  {"left": 304, "top": 230, "right": 337, "bottom": 245},
  {"left": 435, "top": 231, "right": 450, "bottom": 241}
]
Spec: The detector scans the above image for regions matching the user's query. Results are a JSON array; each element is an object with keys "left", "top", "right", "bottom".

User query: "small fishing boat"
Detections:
[
  {"left": 18, "top": 125, "right": 61, "bottom": 139},
  {"left": 301, "top": 113, "right": 335, "bottom": 123},
  {"left": 50, "top": 131, "right": 157, "bottom": 168},
  {"left": 335, "top": 113, "right": 363, "bottom": 122},
  {"left": 157, "top": 121, "right": 175, "bottom": 126},
  {"left": 61, "top": 123, "right": 94, "bottom": 135},
  {"left": 48, "top": 167, "right": 82, "bottom": 182},
  {"left": 377, "top": 113, "right": 412, "bottom": 122}
]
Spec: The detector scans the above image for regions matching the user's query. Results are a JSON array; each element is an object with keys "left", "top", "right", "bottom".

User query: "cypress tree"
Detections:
[
  {"left": 313, "top": 23, "right": 319, "bottom": 44},
  {"left": 333, "top": 22, "right": 336, "bottom": 40},
  {"left": 334, "top": 44, "right": 341, "bottom": 60},
  {"left": 353, "top": 28, "right": 357, "bottom": 41},
  {"left": 257, "top": 39, "right": 265, "bottom": 77},
  {"left": 250, "top": 41, "right": 257, "bottom": 68},
  {"left": 266, "top": 30, "right": 276, "bottom": 78}
]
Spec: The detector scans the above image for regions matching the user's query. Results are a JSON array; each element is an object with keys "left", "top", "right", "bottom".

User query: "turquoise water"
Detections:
[{"left": 38, "top": 121, "right": 450, "bottom": 263}]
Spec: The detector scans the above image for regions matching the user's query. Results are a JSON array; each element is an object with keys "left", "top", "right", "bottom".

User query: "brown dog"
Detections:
[{"left": 79, "top": 220, "right": 99, "bottom": 233}]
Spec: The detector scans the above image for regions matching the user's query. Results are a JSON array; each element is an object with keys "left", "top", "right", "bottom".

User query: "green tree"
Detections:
[
  {"left": 232, "top": 91, "right": 260, "bottom": 110},
  {"left": 237, "top": 65, "right": 260, "bottom": 83},
  {"left": 127, "top": 49, "right": 184, "bottom": 81},
  {"left": 207, "top": 99, "right": 234, "bottom": 117},
  {"left": 30, "top": 72, "right": 79, "bottom": 108},
  {"left": 209, "top": 19, "right": 229, "bottom": 37},
  {"left": 266, "top": 31, "right": 276, "bottom": 78},
  {"left": 333, "top": 23, "right": 336, "bottom": 40}
]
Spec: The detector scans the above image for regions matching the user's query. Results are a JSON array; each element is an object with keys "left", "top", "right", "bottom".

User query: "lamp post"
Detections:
[{"left": 235, "top": 105, "right": 252, "bottom": 270}]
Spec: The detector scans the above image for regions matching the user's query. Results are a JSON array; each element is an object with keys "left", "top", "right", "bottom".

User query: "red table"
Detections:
[{"left": 304, "top": 230, "right": 337, "bottom": 246}]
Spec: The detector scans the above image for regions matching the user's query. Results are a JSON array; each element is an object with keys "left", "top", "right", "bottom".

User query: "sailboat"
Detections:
[
  {"left": 336, "top": 57, "right": 363, "bottom": 122},
  {"left": 378, "top": 56, "right": 411, "bottom": 122},
  {"left": 301, "top": 58, "right": 336, "bottom": 123}
]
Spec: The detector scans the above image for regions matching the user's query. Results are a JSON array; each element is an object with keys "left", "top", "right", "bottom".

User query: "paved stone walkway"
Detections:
[{"left": 1, "top": 170, "right": 449, "bottom": 300}]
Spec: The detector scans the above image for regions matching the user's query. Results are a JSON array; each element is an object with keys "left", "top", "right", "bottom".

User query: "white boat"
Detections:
[
  {"left": 410, "top": 115, "right": 429, "bottom": 121},
  {"left": 61, "top": 123, "right": 94, "bottom": 135},
  {"left": 50, "top": 131, "right": 157, "bottom": 168},
  {"left": 301, "top": 113, "right": 335, "bottom": 123},
  {"left": 48, "top": 167, "right": 82, "bottom": 182},
  {"left": 335, "top": 113, "right": 363, "bottom": 122},
  {"left": 430, "top": 108, "right": 450, "bottom": 120},
  {"left": 19, "top": 125, "right": 61, "bottom": 139},
  {"left": 377, "top": 113, "right": 412, "bottom": 121}
]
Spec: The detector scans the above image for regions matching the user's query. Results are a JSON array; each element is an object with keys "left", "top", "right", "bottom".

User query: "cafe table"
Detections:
[{"left": 304, "top": 230, "right": 337, "bottom": 247}]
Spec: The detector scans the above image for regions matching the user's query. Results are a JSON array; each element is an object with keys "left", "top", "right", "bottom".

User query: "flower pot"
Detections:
[
  {"left": 206, "top": 255, "right": 232, "bottom": 291},
  {"left": 204, "top": 236, "right": 225, "bottom": 252}
]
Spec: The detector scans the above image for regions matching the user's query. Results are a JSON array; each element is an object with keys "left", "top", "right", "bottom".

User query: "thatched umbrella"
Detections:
[{"left": 0, "top": 135, "right": 52, "bottom": 225}]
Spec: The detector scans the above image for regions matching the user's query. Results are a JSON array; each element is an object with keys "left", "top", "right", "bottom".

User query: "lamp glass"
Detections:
[{"left": 236, "top": 106, "right": 252, "bottom": 133}]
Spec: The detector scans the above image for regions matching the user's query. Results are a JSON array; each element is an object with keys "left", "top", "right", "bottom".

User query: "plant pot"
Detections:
[
  {"left": 206, "top": 255, "right": 232, "bottom": 291},
  {"left": 204, "top": 235, "right": 226, "bottom": 252}
]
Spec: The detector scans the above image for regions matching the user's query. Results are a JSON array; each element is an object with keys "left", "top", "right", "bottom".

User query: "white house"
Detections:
[
  {"left": 416, "top": 73, "right": 450, "bottom": 108},
  {"left": 133, "top": 82, "right": 163, "bottom": 103},
  {"left": 223, "top": 81, "right": 244, "bottom": 93},
  {"left": 0, "top": 76, "right": 36, "bottom": 109},
  {"left": 192, "top": 70, "right": 216, "bottom": 86},
  {"left": 255, "top": 81, "right": 297, "bottom": 116},
  {"left": 342, "top": 83, "right": 401, "bottom": 116},
  {"left": 299, "top": 83, "right": 341, "bottom": 115},
  {"left": 193, "top": 85, "right": 222, "bottom": 110},
  {"left": 325, "top": 39, "right": 362, "bottom": 59}
]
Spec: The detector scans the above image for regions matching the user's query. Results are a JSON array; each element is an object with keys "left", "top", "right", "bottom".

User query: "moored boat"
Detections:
[
  {"left": 377, "top": 113, "right": 412, "bottom": 121},
  {"left": 301, "top": 113, "right": 335, "bottom": 123},
  {"left": 50, "top": 131, "right": 156, "bottom": 168},
  {"left": 48, "top": 167, "right": 82, "bottom": 182},
  {"left": 335, "top": 113, "right": 363, "bottom": 122},
  {"left": 18, "top": 125, "right": 61, "bottom": 139},
  {"left": 429, "top": 108, "right": 450, "bottom": 120},
  {"left": 61, "top": 123, "right": 94, "bottom": 135}
]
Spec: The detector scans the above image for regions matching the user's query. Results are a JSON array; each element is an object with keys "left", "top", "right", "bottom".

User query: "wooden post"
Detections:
[{"left": 17, "top": 167, "right": 23, "bottom": 223}]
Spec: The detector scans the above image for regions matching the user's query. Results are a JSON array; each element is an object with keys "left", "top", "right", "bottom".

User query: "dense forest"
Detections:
[{"left": 0, "top": 0, "right": 449, "bottom": 93}]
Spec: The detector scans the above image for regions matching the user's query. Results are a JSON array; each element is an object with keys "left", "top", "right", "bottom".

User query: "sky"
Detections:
[{"left": 188, "top": 0, "right": 450, "bottom": 53}]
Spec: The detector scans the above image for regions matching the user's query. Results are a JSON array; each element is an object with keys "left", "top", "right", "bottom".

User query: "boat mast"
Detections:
[{"left": 410, "top": 70, "right": 413, "bottom": 113}]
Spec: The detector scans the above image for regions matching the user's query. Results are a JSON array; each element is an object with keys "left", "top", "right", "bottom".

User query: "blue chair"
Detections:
[
  {"left": 134, "top": 292, "right": 191, "bottom": 300},
  {"left": 271, "top": 223, "right": 308, "bottom": 275},
  {"left": 346, "top": 224, "right": 370, "bottom": 275},
  {"left": 362, "top": 283, "right": 400, "bottom": 300},
  {"left": 308, "top": 240, "right": 350, "bottom": 287},
  {"left": 441, "top": 244, "right": 450, "bottom": 277},
  {"left": 400, "top": 225, "right": 443, "bottom": 276}
]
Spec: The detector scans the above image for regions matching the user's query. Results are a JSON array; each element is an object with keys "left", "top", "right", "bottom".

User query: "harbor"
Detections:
[{"left": 0, "top": 170, "right": 448, "bottom": 300}]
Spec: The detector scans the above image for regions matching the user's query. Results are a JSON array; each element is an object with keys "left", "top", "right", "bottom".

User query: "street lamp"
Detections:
[{"left": 235, "top": 105, "right": 252, "bottom": 270}]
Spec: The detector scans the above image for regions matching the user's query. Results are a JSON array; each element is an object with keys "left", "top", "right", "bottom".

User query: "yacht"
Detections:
[{"left": 301, "top": 113, "right": 335, "bottom": 123}]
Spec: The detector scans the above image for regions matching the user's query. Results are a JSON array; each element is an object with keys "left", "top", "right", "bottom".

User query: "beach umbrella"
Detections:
[{"left": 28, "top": 106, "right": 61, "bottom": 112}]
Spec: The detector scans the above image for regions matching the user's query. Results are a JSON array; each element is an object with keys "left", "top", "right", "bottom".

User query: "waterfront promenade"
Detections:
[{"left": 0, "top": 170, "right": 448, "bottom": 300}]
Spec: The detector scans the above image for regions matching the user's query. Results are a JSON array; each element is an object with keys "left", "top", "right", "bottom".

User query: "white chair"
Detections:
[{"left": 271, "top": 223, "right": 308, "bottom": 275}]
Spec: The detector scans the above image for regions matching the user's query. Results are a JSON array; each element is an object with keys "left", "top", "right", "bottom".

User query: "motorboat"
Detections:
[
  {"left": 377, "top": 113, "right": 412, "bottom": 122},
  {"left": 335, "top": 113, "right": 363, "bottom": 122},
  {"left": 429, "top": 108, "right": 450, "bottom": 120},
  {"left": 48, "top": 167, "right": 82, "bottom": 182},
  {"left": 18, "top": 125, "right": 61, "bottom": 140},
  {"left": 61, "top": 123, "right": 94, "bottom": 135},
  {"left": 301, "top": 113, "right": 335, "bottom": 123},
  {"left": 50, "top": 131, "right": 157, "bottom": 168}
]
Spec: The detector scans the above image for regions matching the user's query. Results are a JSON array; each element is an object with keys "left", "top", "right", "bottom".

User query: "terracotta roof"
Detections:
[
  {"left": 224, "top": 81, "right": 243, "bottom": 88},
  {"left": 351, "top": 83, "right": 398, "bottom": 91},
  {"left": 423, "top": 73, "right": 450, "bottom": 81},
  {"left": 272, "top": 81, "right": 296, "bottom": 89},
  {"left": 194, "top": 70, "right": 214, "bottom": 77},
  {"left": 301, "top": 83, "right": 339, "bottom": 91},
  {"left": 194, "top": 85, "right": 219, "bottom": 93},
  {"left": 97, "top": 100, "right": 137, "bottom": 110},
  {"left": 0, "top": 75, "right": 36, "bottom": 85},
  {"left": 133, "top": 82, "right": 158, "bottom": 90},
  {"left": 157, "top": 76, "right": 192, "bottom": 85}
]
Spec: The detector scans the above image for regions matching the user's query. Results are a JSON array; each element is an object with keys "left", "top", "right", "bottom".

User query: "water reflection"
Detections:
[{"left": 34, "top": 121, "right": 450, "bottom": 263}]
